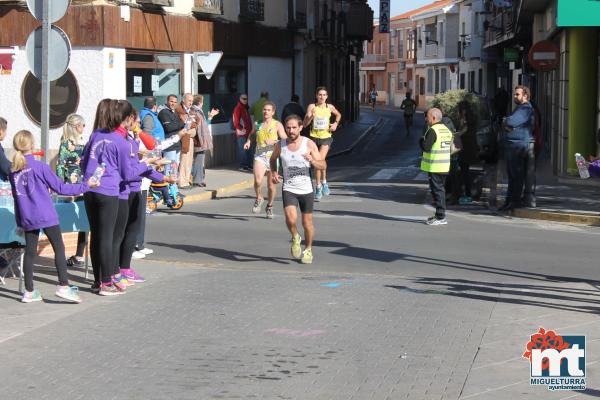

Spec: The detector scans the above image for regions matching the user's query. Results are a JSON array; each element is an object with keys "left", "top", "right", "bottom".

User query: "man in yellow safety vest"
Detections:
[{"left": 420, "top": 108, "right": 453, "bottom": 225}]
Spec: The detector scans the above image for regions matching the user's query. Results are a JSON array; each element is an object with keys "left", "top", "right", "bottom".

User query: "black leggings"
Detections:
[
  {"left": 136, "top": 190, "right": 148, "bottom": 250},
  {"left": 24, "top": 225, "right": 68, "bottom": 292},
  {"left": 75, "top": 231, "right": 87, "bottom": 258},
  {"left": 112, "top": 198, "right": 130, "bottom": 275},
  {"left": 84, "top": 192, "right": 119, "bottom": 284},
  {"left": 119, "top": 191, "right": 142, "bottom": 270}
]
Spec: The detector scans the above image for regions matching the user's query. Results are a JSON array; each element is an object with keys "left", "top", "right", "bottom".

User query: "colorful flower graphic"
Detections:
[{"left": 523, "top": 327, "right": 570, "bottom": 370}]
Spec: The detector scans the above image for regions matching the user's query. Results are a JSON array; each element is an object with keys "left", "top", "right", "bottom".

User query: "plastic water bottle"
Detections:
[
  {"left": 0, "top": 181, "right": 11, "bottom": 208},
  {"left": 575, "top": 153, "right": 590, "bottom": 179},
  {"left": 169, "top": 162, "right": 178, "bottom": 181},
  {"left": 90, "top": 163, "right": 106, "bottom": 185}
]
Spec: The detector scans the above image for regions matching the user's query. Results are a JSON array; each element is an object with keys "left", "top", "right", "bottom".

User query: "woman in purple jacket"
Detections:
[
  {"left": 9, "top": 130, "right": 98, "bottom": 303},
  {"left": 81, "top": 99, "right": 131, "bottom": 296},
  {"left": 112, "top": 103, "right": 173, "bottom": 287}
]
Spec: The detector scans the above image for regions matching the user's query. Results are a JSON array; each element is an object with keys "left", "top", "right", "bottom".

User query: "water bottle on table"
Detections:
[{"left": 575, "top": 153, "right": 590, "bottom": 179}]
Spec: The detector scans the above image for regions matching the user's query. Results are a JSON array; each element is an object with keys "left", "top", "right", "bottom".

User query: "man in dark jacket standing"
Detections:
[
  {"left": 500, "top": 85, "right": 535, "bottom": 211},
  {"left": 158, "top": 95, "right": 185, "bottom": 176}
]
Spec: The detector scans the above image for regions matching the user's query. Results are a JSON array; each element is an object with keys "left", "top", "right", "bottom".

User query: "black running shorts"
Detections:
[
  {"left": 311, "top": 136, "right": 333, "bottom": 148},
  {"left": 282, "top": 190, "right": 314, "bottom": 213}
]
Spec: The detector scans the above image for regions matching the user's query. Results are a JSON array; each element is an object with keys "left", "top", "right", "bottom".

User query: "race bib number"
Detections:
[{"left": 314, "top": 116, "right": 329, "bottom": 131}]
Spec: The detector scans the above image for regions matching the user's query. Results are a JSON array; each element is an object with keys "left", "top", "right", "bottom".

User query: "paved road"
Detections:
[{"left": 1, "top": 109, "right": 599, "bottom": 399}]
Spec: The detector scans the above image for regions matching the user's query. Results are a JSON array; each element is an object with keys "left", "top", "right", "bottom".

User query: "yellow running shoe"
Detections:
[
  {"left": 301, "top": 248, "right": 313, "bottom": 264},
  {"left": 291, "top": 234, "right": 302, "bottom": 259}
]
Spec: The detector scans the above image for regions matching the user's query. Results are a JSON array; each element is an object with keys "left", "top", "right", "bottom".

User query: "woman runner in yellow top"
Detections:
[
  {"left": 244, "top": 101, "right": 286, "bottom": 218},
  {"left": 303, "top": 87, "right": 341, "bottom": 200}
]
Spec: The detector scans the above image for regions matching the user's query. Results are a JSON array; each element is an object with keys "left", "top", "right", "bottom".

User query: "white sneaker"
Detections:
[
  {"left": 131, "top": 251, "right": 146, "bottom": 259},
  {"left": 138, "top": 247, "right": 154, "bottom": 255}
]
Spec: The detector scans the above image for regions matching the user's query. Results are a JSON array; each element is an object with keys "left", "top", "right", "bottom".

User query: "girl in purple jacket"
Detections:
[
  {"left": 111, "top": 102, "right": 173, "bottom": 288},
  {"left": 9, "top": 130, "right": 98, "bottom": 303}
]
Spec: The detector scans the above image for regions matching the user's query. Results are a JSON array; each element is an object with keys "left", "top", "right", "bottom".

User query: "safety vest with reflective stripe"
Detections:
[{"left": 420, "top": 123, "right": 452, "bottom": 173}]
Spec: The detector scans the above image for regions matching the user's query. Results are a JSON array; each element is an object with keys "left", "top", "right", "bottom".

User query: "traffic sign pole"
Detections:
[{"left": 40, "top": 0, "right": 50, "bottom": 163}]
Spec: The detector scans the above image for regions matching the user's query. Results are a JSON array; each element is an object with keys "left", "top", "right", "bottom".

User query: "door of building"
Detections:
[{"left": 389, "top": 72, "right": 395, "bottom": 105}]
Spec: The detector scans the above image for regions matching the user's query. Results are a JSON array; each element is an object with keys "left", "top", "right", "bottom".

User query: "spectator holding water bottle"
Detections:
[
  {"left": 9, "top": 130, "right": 99, "bottom": 303},
  {"left": 80, "top": 99, "right": 133, "bottom": 295}
]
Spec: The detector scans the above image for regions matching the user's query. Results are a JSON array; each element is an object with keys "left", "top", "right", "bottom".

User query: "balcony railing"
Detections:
[
  {"left": 295, "top": 11, "right": 307, "bottom": 28},
  {"left": 484, "top": 10, "right": 514, "bottom": 45},
  {"left": 361, "top": 54, "right": 386, "bottom": 63},
  {"left": 424, "top": 43, "right": 438, "bottom": 57},
  {"left": 193, "top": 0, "right": 223, "bottom": 16},
  {"left": 239, "top": 0, "right": 264, "bottom": 22}
]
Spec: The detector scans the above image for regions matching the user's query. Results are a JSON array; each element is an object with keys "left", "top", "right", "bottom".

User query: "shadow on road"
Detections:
[
  {"left": 148, "top": 242, "right": 292, "bottom": 265},
  {"left": 317, "top": 209, "right": 425, "bottom": 223},
  {"left": 166, "top": 210, "right": 250, "bottom": 221},
  {"left": 385, "top": 275, "right": 600, "bottom": 315}
]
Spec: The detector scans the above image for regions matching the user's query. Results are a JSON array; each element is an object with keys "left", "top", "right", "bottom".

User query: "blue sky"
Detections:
[{"left": 367, "top": 0, "right": 433, "bottom": 19}]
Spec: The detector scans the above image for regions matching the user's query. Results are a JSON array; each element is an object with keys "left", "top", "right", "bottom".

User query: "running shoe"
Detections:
[
  {"left": 99, "top": 283, "right": 121, "bottom": 296},
  {"left": 55, "top": 285, "right": 82, "bottom": 303},
  {"left": 426, "top": 217, "right": 448, "bottom": 226},
  {"left": 131, "top": 250, "right": 146, "bottom": 259},
  {"left": 91, "top": 282, "right": 100, "bottom": 294},
  {"left": 121, "top": 268, "right": 146, "bottom": 283},
  {"left": 137, "top": 247, "right": 154, "bottom": 255},
  {"left": 322, "top": 182, "right": 330, "bottom": 196},
  {"left": 315, "top": 186, "right": 323, "bottom": 201},
  {"left": 21, "top": 289, "right": 43, "bottom": 303},
  {"left": 112, "top": 276, "right": 128, "bottom": 292},
  {"left": 66, "top": 255, "right": 85, "bottom": 268},
  {"left": 266, "top": 205, "right": 274, "bottom": 219},
  {"left": 252, "top": 198, "right": 264, "bottom": 214},
  {"left": 301, "top": 248, "right": 313, "bottom": 264},
  {"left": 291, "top": 234, "right": 302, "bottom": 259}
]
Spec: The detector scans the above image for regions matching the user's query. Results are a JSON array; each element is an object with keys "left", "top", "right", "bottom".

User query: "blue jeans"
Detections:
[
  {"left": 237, "top": 136, "right": 253, "bottom": 169},
  {"left": 504, "top": 141, "right": 534, "bottom": 205}
]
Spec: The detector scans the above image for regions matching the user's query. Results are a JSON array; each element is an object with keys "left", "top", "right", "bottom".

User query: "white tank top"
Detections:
[{"left": 280, "top": 137, "right": 313, "bottom": 195}]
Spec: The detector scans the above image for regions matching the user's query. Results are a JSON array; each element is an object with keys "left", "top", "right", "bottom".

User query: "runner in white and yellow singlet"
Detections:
[
  {"left": 271, "top": 114, "right": 326, "bottom": 264},
  {"left": 244, "top": 101, "right": 286, "bottom": 218},
  {"left": 302, "top": 86, "right": 341, "bottom": 200}
]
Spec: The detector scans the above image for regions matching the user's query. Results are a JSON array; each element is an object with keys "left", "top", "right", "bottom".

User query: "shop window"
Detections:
[
  {"left": 21, "top": 69, "right": 79, "bottom": 129},
  {"left": 196, "top": 57, "right": 246, "bottom": 124},
  {"left": 126, "top": 52, "right": 182, "bottom": 112}
]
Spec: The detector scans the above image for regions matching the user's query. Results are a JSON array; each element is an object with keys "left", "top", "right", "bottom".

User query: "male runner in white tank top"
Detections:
[{"left": 271, "top": 114, "right": 326, "bottom": 264}]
